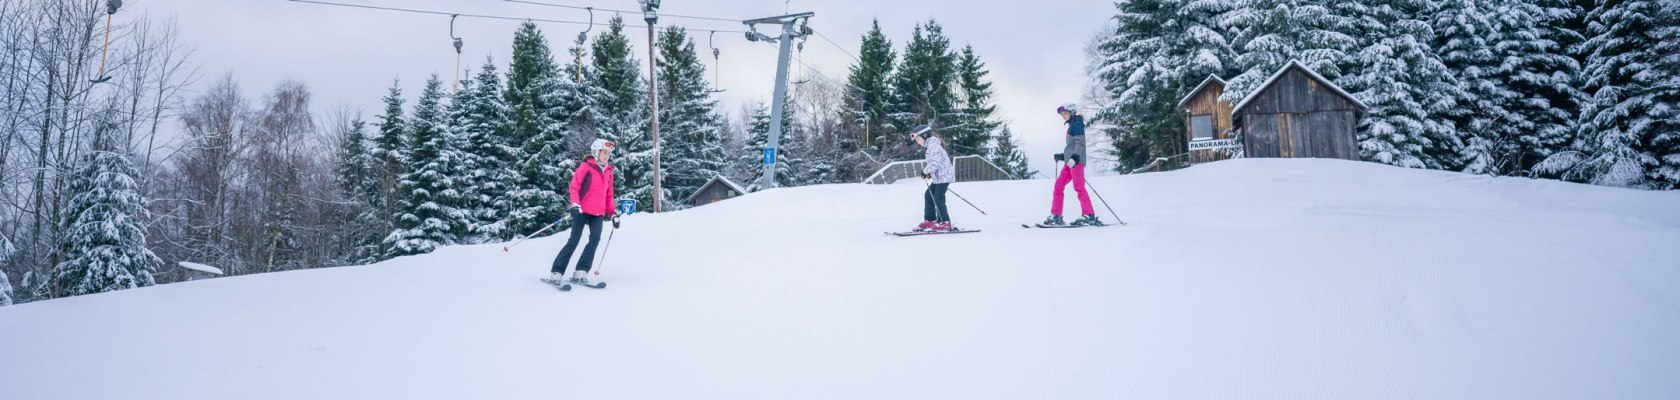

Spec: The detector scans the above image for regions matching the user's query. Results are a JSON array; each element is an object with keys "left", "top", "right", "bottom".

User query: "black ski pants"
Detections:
[
  {"left": 552, "top": 210, "right": 606, "bottom": 273},
  {"left": 924, "top": 183, "right": 951, "bottom": 223}
]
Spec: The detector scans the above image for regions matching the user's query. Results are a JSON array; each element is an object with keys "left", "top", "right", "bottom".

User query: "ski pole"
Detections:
[
  {"left": 503, "top": 213, "right": 569, "bottom": 252},
  {"left": 1084, "top": 181, "right": 1126, "bottom": 225},
  {"left": 924, "top": 180, "right": 987, "bottom": 216},
  {"left": 947, "top": 187, "right": 987, "bottom": 215},
  {"left": 592, "top": 223, "right": 617, "bottom": 276}
]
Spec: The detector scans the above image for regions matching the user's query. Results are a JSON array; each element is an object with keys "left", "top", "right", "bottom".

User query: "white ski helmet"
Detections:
[
  {"left": 1056, "top": 103, "right": 1078, "bottom": 115},
  {"left": 590, "top": 139, "right": 615, "bottom": 154}
]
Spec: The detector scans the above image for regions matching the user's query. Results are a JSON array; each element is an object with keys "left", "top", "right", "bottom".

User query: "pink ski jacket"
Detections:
[{"left": 569, "top": 157, "right": 617, "bottom": 217}]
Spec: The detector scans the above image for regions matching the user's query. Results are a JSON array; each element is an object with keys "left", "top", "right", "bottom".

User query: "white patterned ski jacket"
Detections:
[{"left": 923, "top": 136, "right": 956, "bottom": 184}]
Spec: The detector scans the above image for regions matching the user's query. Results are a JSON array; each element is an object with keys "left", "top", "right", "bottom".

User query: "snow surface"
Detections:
[{"left": 3, "top": 159, "right": 1678, "bottom": 399}]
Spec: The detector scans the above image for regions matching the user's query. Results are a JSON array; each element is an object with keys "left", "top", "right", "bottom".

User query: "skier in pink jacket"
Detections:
[{"left": 551, "top": 139, "right": 618, "bottom": 285}]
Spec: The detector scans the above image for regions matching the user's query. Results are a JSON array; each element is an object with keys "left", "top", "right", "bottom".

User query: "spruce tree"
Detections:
[
  {"left": 2, "top": 232, "right": 15, "bottom": 305},
  {"left": 989, "top": 127, "right": 1037, "bottom": 179},
  {"left": 1540, "top": 0, "right": 1680, "bottom": 188},
  {"left": 53, "top": 126, "right": 160, "bottom": 297},
  {"left": 1096, "top": 0, "right": 1242, "bottom": 171},
  {"left": 1221, "top": 0, "right": 1351, "bottom": 102},
  {"left": 656, "top": 26, "right": 730, "bottom": 203},
  {"left": 384, "top": 76, "right": 470, "bottom": 258},
  {"left": 1335, "top": 0, "right": 1464, "bottom": 169},
  {"left": 842, "top": 20, "right": 898, "bottom": 155},
  {"left": 331, "top": 116, "right": 382, "bottom": 264},
  {"left": 949, "top": 45, "right": 1002, "bottom": 158},
  {"left": 738, "top": 101, "right": 799, "bottom": 190},
  {"left": 889, "top": 20, "right": 960, "bottom": 160},
  {"left": 503, "top": 22, "right": 573, "bottom": 236},
  {"left": 368, "top": 80, "right": 407, "bottom": 259},
  {"left": 1436, "top": 0, "right": 1583, "bottom": 175},
  {"left": 592, "top": 16, "right": 662, "bottom": 207},
  {"left": 456, "top": 58, "right": 519, "bottom": 241}
]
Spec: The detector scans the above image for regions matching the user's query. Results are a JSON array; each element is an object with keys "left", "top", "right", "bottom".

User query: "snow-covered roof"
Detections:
[
  {"left": 1231, "top": 60, "right": 1368, "bottom": 116},
  {"left": 684, "top": 175, "right": 749, "bottom": 204},
  {"left": 1176, "top": 75, "right": 1228, "bottom": 110}
]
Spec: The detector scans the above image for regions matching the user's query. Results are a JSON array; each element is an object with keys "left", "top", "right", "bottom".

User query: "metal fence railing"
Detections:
[{"left": 862, "top": 155, "right": 1015, "bottom": 184}]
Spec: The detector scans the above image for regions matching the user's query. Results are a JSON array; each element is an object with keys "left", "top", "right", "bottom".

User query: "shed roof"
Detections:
[
  {"left": 1231, "top": 60, "right": 1368, "bottom": 116},
  {"left": 683, "top": 174, "right": 748, "bottom": 205},
  {"left": 1176, "top": 75, "right": 1228, "bottom": 110}
]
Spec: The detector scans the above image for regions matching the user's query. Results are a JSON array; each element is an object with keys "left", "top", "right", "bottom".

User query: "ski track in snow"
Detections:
[{"left": 2, "top": 159, "right": 1678, "bottom": 399}]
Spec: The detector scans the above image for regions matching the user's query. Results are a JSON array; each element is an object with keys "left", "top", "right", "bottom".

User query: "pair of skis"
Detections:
[
  {"left": 887, "top": 221, "right": 1124, "bottom": 236},
  {"left": 885, "top": 229, "right": 982, "bottom": 237},
  {"left": 540, "top": 277, "right": 607, "bottom": 291},
  {"left": 1021, "top": 221, "right": 1123, "bottom": 229}
]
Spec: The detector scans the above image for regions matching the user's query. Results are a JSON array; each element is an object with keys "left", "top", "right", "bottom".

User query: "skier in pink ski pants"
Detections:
[{"left": 1045, "top": 103, "right": 1102, "bottom": 226}]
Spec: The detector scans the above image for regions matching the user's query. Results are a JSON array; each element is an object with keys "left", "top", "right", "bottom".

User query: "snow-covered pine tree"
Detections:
[
  {"left": 503, "top": 22, "right": 573, "bottom": 236},
  {"left": 989, "top": 127, "right": 1037, "bottom": 179},
  {"left": 1334, "top": 0, "right": 1464, "bottom": 169},
  {"left": 53, "top": 122, "right": 160, "bottom": 297},
  {"left": 841, "top": 19, "right": 898, "bottom": 158},
  {"left": 368, "top": 80, "right": 407, "bottom": 259},
  {"left": 455, "top": 58, "right": 519, "bottom": 242},
  {"left": 1220, "top": 0, "right": 1351, "bottom": 102},
  {"left": 384, "top": 76, "right": 471, "bottom": 258},
  {"left": 0, "top": 269, "right": 11, "bottom": 306},
  {"left": 655, "top": 26, "right": 730, "bottom": 204},
  {"left": 1436, "top": 0, "right": 1583, "bottom": 175},
  {"left": 330, "top": 116, "right": 382, "bottom": 264},
  {"left": 949, "top": 45, "right": 1001, "bottom": 158},
  {"left": 1, "top": 233, "right": 13, "bottom": 305},
  {"left": 889, "top": 20, "right": 960, "bottom": 161},
  {"left": 591, "top": 16, "right": 663, "bottom": 208},
  {"left": 1095, "top": 0, "right": 1241, "bottom": 171},
  {"left": 1540, "top": 0, "right": 1680, "bottom": 188},
  {"left": 738, "top": 101, "right": 800, "bottom": 191},
  {"left": 558, "top": 35, "right": 611, "bottom": 161}
]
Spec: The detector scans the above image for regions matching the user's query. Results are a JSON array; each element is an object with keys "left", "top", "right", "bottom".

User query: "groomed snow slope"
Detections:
[{"left": 3, "top": 159, "right": 1678, "bottom": 399}]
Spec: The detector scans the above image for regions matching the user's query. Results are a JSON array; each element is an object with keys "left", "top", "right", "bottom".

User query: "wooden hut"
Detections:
[
  {"left": 1230, "top": 60, "right": 1367, "bottom": 161},
  {"left": 1178, "top": 75, "right": 1238, "bottom": 164},
  {"left": 684, "top": 175, "right": 747, "bottom": 207}
]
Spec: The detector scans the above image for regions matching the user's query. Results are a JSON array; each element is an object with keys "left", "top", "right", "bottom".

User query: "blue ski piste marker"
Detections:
[
  {"left": 616, "top": 199, "right": 638, "bottom": 215},
  {"left": 762, "top": 148, "right": 777, "bottom": 165}
]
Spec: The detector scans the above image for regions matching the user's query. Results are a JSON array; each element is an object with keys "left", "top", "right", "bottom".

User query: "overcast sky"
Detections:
[{"left": 126, "top": 0, "right": 1116, "bottom": 177}]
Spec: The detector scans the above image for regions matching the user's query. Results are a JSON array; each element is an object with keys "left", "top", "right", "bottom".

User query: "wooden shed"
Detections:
[
  {"left": 1231, "top": 60, "right": 1367, "bottom": 161},
  {"left": 1178, "top": 75, "right": 1238, "bottom": 164},
  {"left": 684, "top": 175, "right": 747, "bottom": 207}
]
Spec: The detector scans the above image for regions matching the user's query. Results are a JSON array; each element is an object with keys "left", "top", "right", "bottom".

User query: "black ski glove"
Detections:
[
  {"left": 922, "top": 173, "right": 932, "bottom": 180},
  {"left": 611, "top": 215, "right": 621, "bottom": 229},
  {"left": 1053, "top": 153, "right": 1064, "bottom": 162}
]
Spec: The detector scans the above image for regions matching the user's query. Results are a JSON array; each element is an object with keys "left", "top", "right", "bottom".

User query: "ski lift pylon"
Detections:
[{"left": 89, "top": 0, "right": 122, "bottom": 84}]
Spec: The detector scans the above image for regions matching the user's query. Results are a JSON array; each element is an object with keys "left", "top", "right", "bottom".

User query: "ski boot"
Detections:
[
  {"left": 914, "top": 220, "right": 937, "bottom": 232},
  {"left": 1071, "top": 214, "right": 1103, "bottom": 226},
  {"left": 569, "top": 270, "right": 593, "bottom": 285},
  {"left": 934, "top": 221, "right": 956, "bottom": 232},
  {"left": 1041, "top": 215, "right": 1066, "bottom": 226}
]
